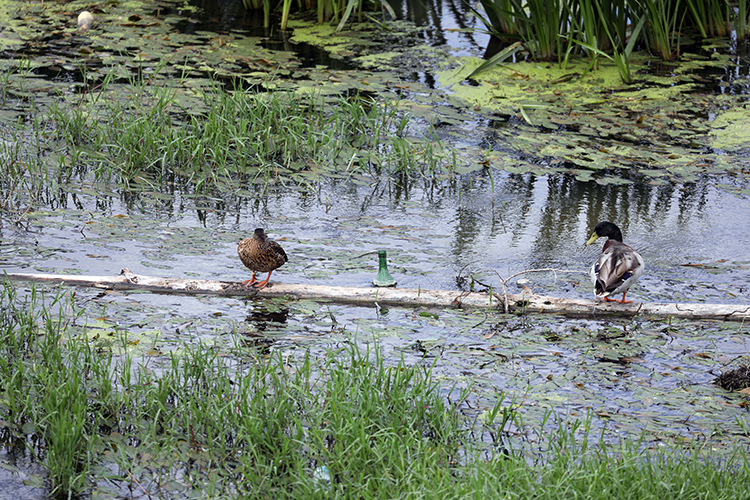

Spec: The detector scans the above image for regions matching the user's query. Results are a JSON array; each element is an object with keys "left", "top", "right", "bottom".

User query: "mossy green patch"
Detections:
[
  {"left": 709, "top": 106, "right": 750, "bottom": 152},
  {"left": 438, "top": 58, "right": 629, "bottom": 113},
  {"left": 287, "top": 20, "right": 355, "bottom": 58},
  {"left": 289, "top": 18, "right": 434, "bottom": 71},
  {"left": 355, "top": 50, "right": 406, "bottom": 69}
]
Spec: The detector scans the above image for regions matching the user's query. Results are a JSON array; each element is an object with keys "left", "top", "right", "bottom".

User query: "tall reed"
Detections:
[
  {"left": 245, "top": 0, "right": 395, "bottom": 29},
  {"left": 471, "top": 0, "right": 742, "bottom": 77},
  {"left": 642, "top": 0, "right": 684, "bottom": 61},
  {"left": 740, "top": 0, "right": 749, "bottom": 39},
  {"left": 685, "top": 0, "right": 730, "bottom": 37}
]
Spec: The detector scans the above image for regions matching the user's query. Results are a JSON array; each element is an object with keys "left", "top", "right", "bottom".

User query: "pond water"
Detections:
[
  {"left": 5, "top": 170, "right": 750, "bottom": 303},
  {"left": 2, "top": 0, "right": 750, "bottom": 496}
]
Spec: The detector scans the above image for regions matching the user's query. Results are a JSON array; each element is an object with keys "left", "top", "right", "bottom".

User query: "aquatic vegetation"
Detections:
[
  {"left": 244, "top": 0, "right": 396, "bottom": 30},
  {"left": 0, "top": 2, "right": 749, "bottom": 497},
  {"left": 0, "top": 279, "right": 464, "bottom": 497},
  {"left": 739, "top": 0, "right": 750, "bottom": 38},
  {"left": 476, "top": 0, "right": 568, "bottom": 61},
  {"left": 433, "top": 55, "right": 750, "bottom": 192},
  {"left": 470, "top": 0, "right": 742, "bottom": 78},
  {"left": 0, "top": 0, "right": 747, "bottom": 199},
  {"left": 2, "top": 279, "right": 750, "bottom": 498},
  {"left": 41, "top": 77, "right": 456, "bottom": 195},
  {"left": 686, "top": 0, "right": 731, "bottom": 38},
  {"left": 641, "top": 0, "right": 683, "bottom": 61}
]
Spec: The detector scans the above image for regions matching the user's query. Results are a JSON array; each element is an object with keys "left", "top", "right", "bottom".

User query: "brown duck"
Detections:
[{"left": 238, "top": 228, "right": 288, "bottom": 289}]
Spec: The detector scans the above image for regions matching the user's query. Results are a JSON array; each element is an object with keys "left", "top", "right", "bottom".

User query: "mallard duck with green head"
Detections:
[
  {"left": 585, "top": 221, "right": 644, "bottom": 304},
  {"left": 238, "top": 228, "right": 288, "bottom": 290}
]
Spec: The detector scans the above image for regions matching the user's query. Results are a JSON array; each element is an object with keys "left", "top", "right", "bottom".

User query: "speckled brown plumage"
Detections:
[{"left": 238, "top": 228, "right": 288, "bottom": 289}]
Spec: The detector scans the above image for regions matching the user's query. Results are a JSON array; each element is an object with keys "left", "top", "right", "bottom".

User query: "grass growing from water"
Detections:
[
  {"left": 471, "top": 0, "right": 740, "bottom": 79},
  {"left": 0, "top": 103, "right": 53, "bottom": 218},
  {"left": 242, "top": 0, "right": 396, "bottom": 30},
  {"left": 1, "top": 279, "right": 749, "bottom": 498},
  {"left": 42, "top": 77, "right": 454, "bottom": 196}
]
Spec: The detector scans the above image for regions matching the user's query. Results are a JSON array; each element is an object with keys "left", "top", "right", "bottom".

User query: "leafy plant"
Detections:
[
  {"left": 569, "top": 8, "right": 647, "bottom": 83},
  {"left": 467, "top": 41, "right": 524, "bottom": 78},
  {"left": 477, "top": 0, "right": 521, "bottom": 36},
  {"left": 468, "top": 0, "right": 750, "bottom": 73}
]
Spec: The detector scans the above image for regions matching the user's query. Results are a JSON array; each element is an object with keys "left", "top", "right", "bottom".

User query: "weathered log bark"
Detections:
[{"left": 4, "top": 268, "right": 750, "bottom": 321}]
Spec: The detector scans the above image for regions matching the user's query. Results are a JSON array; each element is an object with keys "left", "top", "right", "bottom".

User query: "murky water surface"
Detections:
[
  {"left": 2, "top": 0, "right": 750, "bottom": 496},
  {"left": 5, "top": 174, "right": 750, "bottom": 302}
]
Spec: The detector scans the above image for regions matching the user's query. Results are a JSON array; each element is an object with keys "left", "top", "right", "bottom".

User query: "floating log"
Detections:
[{"left": 4, "top": 268, "right": 750, "bottom": 321}]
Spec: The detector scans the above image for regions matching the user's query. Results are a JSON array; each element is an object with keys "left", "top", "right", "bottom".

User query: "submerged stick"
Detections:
[{"left": 4, "top": 269, "right": 750, "bottom": 321}]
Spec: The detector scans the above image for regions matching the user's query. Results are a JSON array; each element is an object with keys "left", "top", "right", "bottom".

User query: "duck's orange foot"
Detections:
[
  {"left": 601, "top": 294, "right": 632, "bottom": 304},
  {"left": 251, "top": 272, "right": 273, "bottom": 290},
  {"left": 253, "top": 280, "right": 270, "bottom": 290},
  {"left": 241, "top": 276, "right": 257, "bottom": 287}
]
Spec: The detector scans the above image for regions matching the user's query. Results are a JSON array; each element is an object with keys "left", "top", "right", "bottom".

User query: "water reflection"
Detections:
[
  {"left": 185, "top": 0, "right": 489, "bottom": 60},
  {"left": 180, "top": 0, "right": 264, "bottom": 33},
  {"left": 0, "top": 428, "right": 46, "bottom": 500},
  {"left": 244, "top": 303, "right": 290, "bottom": 329},
  {"left": 389, "top": 0, "right": 489, "bottom": 56}
]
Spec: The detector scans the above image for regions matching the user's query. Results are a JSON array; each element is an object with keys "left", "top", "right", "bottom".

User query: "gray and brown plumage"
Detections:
[
  {"left": 585, "top": 221, "right": 644, "bottom": 304},
  {"left": 238, "top": 228, "right": 288, "bottom": 290}
]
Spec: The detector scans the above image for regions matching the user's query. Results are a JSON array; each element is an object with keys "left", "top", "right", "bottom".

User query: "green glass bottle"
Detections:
[{"left": 372, "top": 250, "right": 396, "bottom": 287}]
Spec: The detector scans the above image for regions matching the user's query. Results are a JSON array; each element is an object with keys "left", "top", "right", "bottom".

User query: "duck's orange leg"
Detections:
[
  {"left": 601, "top": 292, "right": 632, "bottom": 304},
  {"left": 253, "top": 271, "right": 274, "bottom": 289},
  {"left": 613, "top": 291, "right": 633, "bottom": 304},
  {"left": 602, "top": 292, "right": 632, "bottom": 304},
  {"left": 241, "top": 272, "right": 257, "bottom": 287}
]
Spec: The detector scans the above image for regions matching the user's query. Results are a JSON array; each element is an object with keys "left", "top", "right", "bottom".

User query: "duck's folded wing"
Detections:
[
  {"left": 596, "top": 246, "right": 643, "bottom": 294},
  {"left": 269, "top": 241, "right": 288, "bottom": 263}
]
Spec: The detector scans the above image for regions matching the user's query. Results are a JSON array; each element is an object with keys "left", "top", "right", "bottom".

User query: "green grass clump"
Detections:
[
  {"left": 43, "top": 78, "right": 453, "bottom": 195},
  {"left": 0, "top": 280, "right": 98, "bottom": 496},
  {"left": 1, "top": 278, "right": 749, "bottom": 498}
]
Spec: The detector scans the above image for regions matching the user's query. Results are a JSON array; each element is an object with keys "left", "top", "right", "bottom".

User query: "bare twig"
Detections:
[
  {"left": 125, "top": 468, "right": 151, "bottom": 498},
  {"left": 494, "top": 268, "right": 582, "bottom": 313},
  {"left": 13, "top": 204, "right": 33, "bottom": 225}
]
